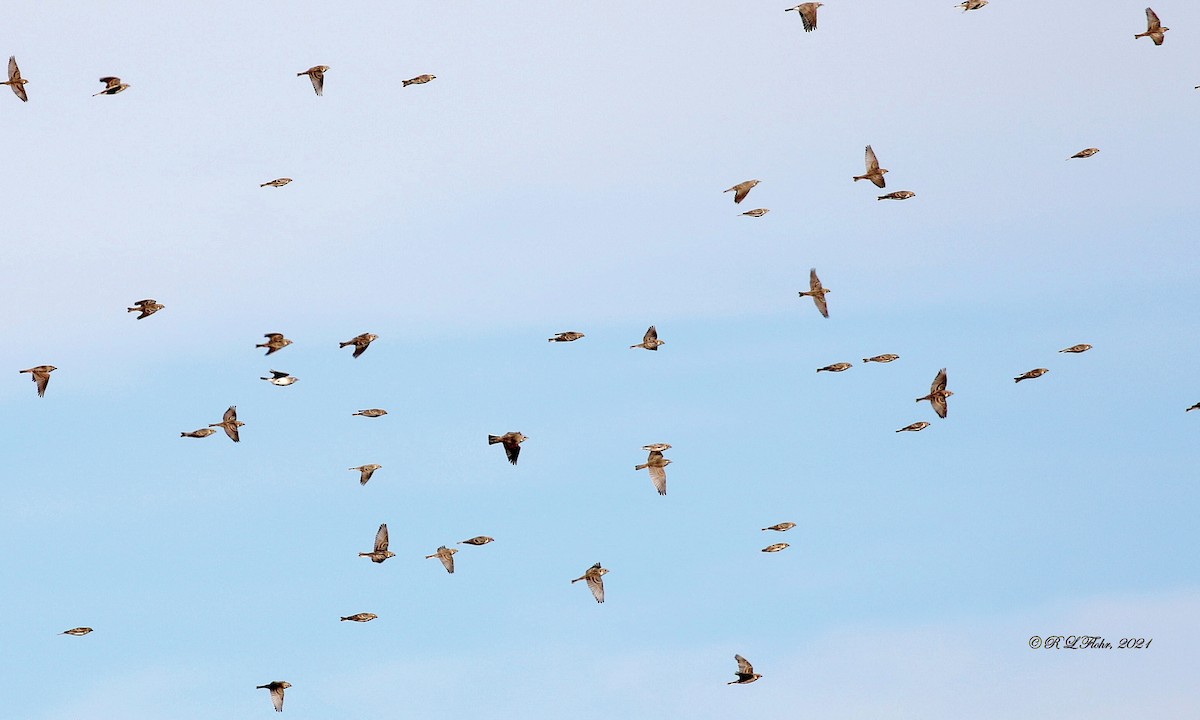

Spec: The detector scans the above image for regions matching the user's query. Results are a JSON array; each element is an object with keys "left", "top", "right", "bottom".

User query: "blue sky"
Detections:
[{"left": 1, "top": 1, "right": 1198, "bottom": 718}]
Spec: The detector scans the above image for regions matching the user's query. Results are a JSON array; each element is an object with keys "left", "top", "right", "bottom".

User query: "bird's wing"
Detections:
[
  {"left": 269, "top": 370, "right": 289, "bottom": 379},
  {"left": 271, "top": 686, "right": 285, "bottom": 712},
  {"left": 223, "top": 406, "right": 237, "bottom": 423},
  {"left": 309, "top": 70, "right": 324, "bottom": 96},
  {"left": 813, "top": 293, "right": 829, "bottom": 318},
  {"left": 733, "top": 184, "right": 750, "bottom": 203},
  {"left": 224, "top": 423, "right": 240, "bottom": 442},
  {"left": 438, "top": 549, "right": 455, "bottom": 573},
  {"left": 932, "top": 368, "right": 948, "bottom": 394},
  {"left": 644, "top": 326, "right": 658, "bottom": 343},
  {"left": 100, "top": 76, "right": 121, "bottom": 89},
  {"left": 360, "top": 467, "right": 376, "bottom": 484},
  {"left": 504, "top": 439, "right": 521, "bottom": 465},
  {"left": 871, "top": 174, "right": 887, "bottom": 189},
  {"left": 375, "top": 524, "right": 389, "bottom": 552},
  {"left": 587, "top": 573, "right": 605, "bottom": 602},
  {"left": 809, "top": 268, "right": 822, "bottom": 292},
  {"left": 352, "top": 340, "right": 368, "bottom": 358},
  {"left": 35, "top": 371, "right": 49, "bottom": 397},
  {"left": 932, "top": 395, "right": 948, "bottom": 419},
  {"left": 800, "top": 3, "right": 818, "bottom": 31},
  {"left": 264, "top": 333, "right": 283, "bottom": 342},
  {"left": 865, "top": 145, "right": 879, "bottom": 173},
  {"left": 7, "top": 56, "right": 19, "bottom": 82},
  {"left": 735, "top": 654, "right": 754, "bottom": 674},
  {"left": 1146, "top": 7, "right": 1161, "bottom": 31},
  {"left": 649, "top": 464, "right": 667, "bottom": 495}
]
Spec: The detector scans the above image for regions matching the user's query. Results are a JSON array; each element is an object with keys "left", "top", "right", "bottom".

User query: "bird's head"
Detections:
[
  {"left": 48, "top": 366, "right": 58, "bottom": 371},
  {"left": 280, "top": 682, "right": 293, "bottom": 689},
  {"left": 943, "top": 390, "right": 955, "bottom": 398}
]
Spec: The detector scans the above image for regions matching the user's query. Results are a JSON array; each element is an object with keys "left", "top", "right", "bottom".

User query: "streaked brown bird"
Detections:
[
  {"left": 340, "top": 613, "right": 377, "bottom": 622},
  {"left": 353, "top": 409, "right": 388, "bottom": 418},
  {"left": 785, "top": 3, "right": 823, "bottom": 32},
  {"left": 256, "top": 333, "right": 293, "bottom": 356},
  {"left": 635, "top": 449, "right": 671, "bottom": 496},
  {"left": 896, "top": 421, "right": 931, "bottom": 432},
  {"left": 403, "top": 74, "right": 436, "bottom": 86},
  {"left": 724, "top": 179, "right": 760, "bottom": 204},
  {"left": 798, "top": 268, "right": 830, "bottom": 318},
  {"left": 817, "top": 362, "right": 852, "bottom": 373},
  {"left": 1069, "top": 148, "right": 1100, "bottom": 159},
  {"left": 548, "top": 331, "right": 585, "bottom": 342},
  {"left": 261, "top": 370, "right": 298, "bottom": 386},
  {"left": 863, "top": 354, "right": 900, "bottom": 363},
  {"left": 853, "top": 145, "right": 888, "bottom": 188},
  {"left": 762, "top": 543, "right": 789, "bottom": 553},
  {"left": 728, "top": 654, "right": 763, "bottom": 685},
  {"left": 340, "top": 332, "right": 378, "bottom": 358},
  {"left": 180, "top": 428, "right": 217, "bottom": 438},
  {"left": 93, "top": 76, "right": 130, "bottom": 95},
  {"left": 571, "top": 562, "right": 608, "bottom": 603},
  {"left": 1135, "top": 8, "right": 1168, "bottom": 45},
  {"left": 260, "top": 178, "right": 292, "bottom": 188},
  {"left": 642, "top": 443, "right": 672, "bottom": 452},
  {"left": 298, "top": 65, "right": 329, "bottom": 95},
  {"left": 762, "top": 522, "right": 796, "bottom": 532},
  {"left": 61, "top": 627, "right": 93, "bottom": 636},
  {"left": 1014, "top": 368, "right": 1049, "bottom": 383},
  {"left": 916, "top": 368, "right": 953, "bottom": 419},
  {"left": 127, "top": 299, "right": 164, "bottom": 319},
  {"left": 349, "top": 464, "right": 382, "bottom": 485},
  {"left": 630, "top": 325, "right": 665, "bottom": 350},
  {"left": 460, "top": 536, "right": 495, "bottom": 546},
  {"left": 256, "top": 681, "right": 291, "bottom": 713},
  {"left": 1059, "top": 344, "right": 1092, "bottom": 354},
  {"left": 878, "top": 191, "right": 915, "bottom": 201},
  {"left": 955, "top": 0, "right": 988, "bottom": 10},
  {"left": 2, "top": 56, "right": 28, "bottom": 101},
  {"left": 209, "top": 405, "right": 244, "bottom": 442},
  {"left": 19, "top": 365, "right": 56, "bottom": 397},
  {"left": 741, "top": 208, "right": 770, "bottom": 217},
  {"left": 426, "top": 545, "right": 458, "bottom": 574},
  {"left": 359, "top": 523, "right": 396, "bottom": 563},
  {"left": 489, "top": 432, "right": 527, "bottom": 465}
]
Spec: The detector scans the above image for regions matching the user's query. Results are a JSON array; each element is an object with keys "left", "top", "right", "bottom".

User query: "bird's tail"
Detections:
[
  {"left": 339, "top": 616, "right": 350, "bottom": 621},
  {"left": 570, "top": 577, "right": 583, "bottom": 583},
  {"left": 629, "top": 343, "right": 641, "bottom": 349},
  {"left": 635, "top": 463, "right": 648, "bottom": 470},
  {"left": 339, "top": 341, "right": 351, "bottom": 348},
  {"left": 488, "top": 435, "right": 501, "bottom": 444},
  {"left": 852, "top": 175, "right": 865, "bottom": 182},
  {"left": 296, "top": 72, "right": 306, "bottom": 77},
  {"left": 862, "top": 358, "right": 871, "bottom": 363},
  {"left": 1014, "top": 378, "right": 1022, "bottom": 383},
  {"left": 402, "top": 79, "right": 414, "bottom": 87},
  {"left": 259, "top": 182, "right": 270, "bottom": 187},
  {"left": 180, "top": 432, "right": 188, "bottom": 437}
]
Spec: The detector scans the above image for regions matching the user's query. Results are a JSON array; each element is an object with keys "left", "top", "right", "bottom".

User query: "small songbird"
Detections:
[
  {"left": 349, "top": 464, "right": 382, "bottom": 485},
  {"left": 863, "top": 354, "right": 900, "bottom": 363},
  {"left": 19, "top": 365, "right": 56, "bottom": 397},
  {"left": 403, "top": 74, "right": 436, "bottom": 86},
  {"left": 571, "top": 562, "right": 608, "bottom": 603},
  {"left": 955, "top": 0, "right": 988, "bottom": 11},
  {"left": 853, "top": 145, "right": 888, "bottom": 188},
  {"left": 340, "top": 332, "right": 378, "bottom": 358},
  {"left": 127, "top": 298, "right": 164, "bottom": 319},
  {"left": 798, "top": 268, "right": 831, "bottom": 318},
  {"left": 353, "top": 409, "right": 388, "bottom": 418},
  {"left": 878, "top": 191, "right": 915, "bottom": 201},
  {"left": 209, "top": 405, "right": 244, "bottom": 442},
  {"left": 728, "top": 654, "right": 763, "bottom": 685},
  {"left": 2, "top": 56, "right": 29, "bottom": 102},
  {"left": 340, "top": 613, "right": 378, "bottom": 622},
  {"left": 1135, "top": 8, "right": 1168, "bottom": 45},
  {"left": 260, "top": 178, "right": 292, "bottom": 188},
  {"left": 426, "top": 545, "right": 458, "bottom": 574},
  {"left": 1069, "top": 148, "right": 1100, "bottom": 159},
  {"left": 93, "top": 76, "right": 130, "bottom": 95},
  {"left": 256, "top": 333, "right": 293, "bottom": 356},
  {"left": 724, "top": 179, "right": 760, "bottom": 204},
  {"left": 762, "top": 522, "right": 796, "bottom": 532},
  {"left": 817, "top": 362, "right": 852, "bottom": 373},
  {"left": 298, "top": 65, "right": 329, "bottom": 95},
  {"left": 785, "top": 3, "right": 823, "bottom": 32},
  {"left": 548, "top": 331, "right": 585, "bottom": 342},
  {"left": 1014, "top": 368, "right": 1049, "bottom": 383},
  {"left": 635, "top": 449, "right": 672, "bottom": 496},
  {"left": 916, "top": 368, "right": 953, "bottom": 419},
  {"left": 256, "top": 681, "right": 291, "bottom": 713},
  {"left": 359, "top": 523, "right": 396, "bottom": 563},
  {"left": 1187, "top": 403, "right": 1200, "bottom": 412},
  {"left": 488, "top": 432, "right": 528, "bottom": 465},
  {"left": 261, "top": 370, "right": 298, "bottom": 386},
  {"left": 459, "top": 536, "right": 495, "bottom": 546},
  {"left": 60, "top": 627, "right": 93, "bottom": 636},
  {"left": 741, "top": 208, "right": 770, "bottom": 217},
  {"left": 180, "top": 428, "right": 217, "bottom": 438},
  {"left": 761, "top": 543, "right": 789, "bottom": 553},
  {"left": 642, "top": 443, "right": 672, "bottom": 452},
  {"left": 1059, "top": 344, "right": 1093, "bottom": 354},
  {"left": 630, "top": 325, "right": 665, "bottom": 350},
  {"left": 896, "top": 421, "right": 931, "bottom": 432}
]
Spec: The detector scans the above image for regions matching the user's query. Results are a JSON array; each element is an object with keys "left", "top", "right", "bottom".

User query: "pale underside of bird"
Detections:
[
  {"left": 798, "top": 268, "right": 830, "bottom": 318},
  {"left": 724, "top": 179, "right": 759, "bottom": 204},
  {"left": 1014, "top": 368, "right": 1049, "bottom": 383},
  {"left": 181, "top": 428, "right": 217, "bottom": 438},
  {"left": 359, "top": 523, "right": 396, "bottom": 563},
  {"left": 741, "top": 208, "right": 769, "bottom": 217},
  {"left": 459, "top": 536, "right": 495, "bottom": 546},
  {"left": 762, "top": 522, "right": 796, "bottom": 532},
  {"left": 403, "top": 74, "right": 436, "bottom": 86},
  {"left": 340, "top": 613, "right": 377, "bottom": 622},
  {"left": 127, "top": 298, "right": 164, "bottom": 319},
  {"left": 340, "top": 332, "right": 378, "bottom": 358},
  {"left": 863, "top": 354, "right": 900, "bottom": 363},
  {"left": 298, "top": 65, "right": 328, "bottom": 95},
  {"left": 20, "top": 365, "right": 56, "bottom": 397},
  {"left": 261, "top": 177, "right": 292, "bottom": 187},
  {"left": 897, "top": 421, "right": 931, "bottom": 432},
  {"left": 3, "top": 56, "right": 28, "bottom": 102},
  {"left": 635, "top": 449, "right": 671, "bottom": 495},
  {"left": 548, "top": 331, "right": 585, "bottom": 342},
  {"left": 426, "top": 545, "right": 458, "bottom": 573},
  {"left": 1070, "top": 148, "right": 1100, "bottom": 159},
  {"left": 350, "top": 464, "right": 382, "bottom": 485},
  {"left": 1059, "top": 344, "right": 1092, "bottom": 354},
  {"left": 916, "top": 368, "right": 952, "bottom": 418},
  {"left": 1135, "top": 8, "right": 1168, "bottom": 45},
  {"left": 956, "top": 0, "right": 988, "bottom": 11},
  {"left": 878, "top": 191, "right": 915, "bottom": 201},
  {"left": 257, "top": 333, "right": 293, "bottom": 356},
  {"left": 61, "top": 627, "right": 93, "bottom": 636},
  {"left": 785, "top": 3, "right": 822, "bottom": 32},
  {"left": 93, "top": 76, "right": 130, "bottom": 95},
  {"left": 728, "top": 654, "right": 762, "bottom": 684},
  {"left": 630, "top": 325, "right": 664, "bottom": 350},
  {"left": 571, "top": 562, "right": 608, "bottom": 603},
  {"left": 489, "top": 432, "right": 527, "bottom": 465},
  {"left": 257, "top": 681, "right": 291, "bottom": 712},
  {"left": 817, "top": 362, "right": 852, "bottom": 372},
  {"left": 762, "top": 543, "right": 789, "bottom": 552},
  {"left": 853, "top": 145, "right": 888, "bottom": 188},
  {"left": 261, "top": 370, "right": 298, "bottom": 386},
  {"left": 208, "top": 405, "right": 244, "bottom": 442},
  {"left": 353, "top": 408, "right": 388, "bottom": 417}
]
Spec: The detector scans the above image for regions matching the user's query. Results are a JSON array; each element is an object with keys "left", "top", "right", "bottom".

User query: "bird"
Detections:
[
  {"left": 635, "top": 449, "right": 672, "bottom": 496},
  {"left": 1014, "top": 368, "right": 1049, "bottom": 383},
  {"left": 297, "top": 65, "right": 329, "bottom": 95},
  {"left": 256, "top": 681, "right": 291, "bottom": 713},
  {"left": 488, "top": 432, "right": 527, "bottom": 465},
  {"left": 352, "top": 409, "right": 388, "bottom": 418},
  {"left": 93, "top": 76, "right": 130, "bottom": 95},
  {"left": 741, "top": 208, "right": 769, "bottom": 217},
  {"left": 1059, "top": 344, "right": 1092, "bottom": 354},
  {"left": 571, "top": 562, "right": 608, "bottom": 603},
  {"left": 1069, "top": 148, "right": 1100, "bottom": 159},
  {"left": 340, "top": 333, "right": 378, "bottom": 358},
  {"left": 762, "top": 522, "right": 796, "bottom": 532},
  {"left": 548, "top": 331, "right": 585, "bottom": 342},
  {"left": 1135, "top": 8, "right": 1168, "bottom": 45},
  {"left": 260, "top": 178, "right": 292, "bottom": 188},
  {"left": 261, "top": 370, "right": 298, "bottom": 386},
  {"left": 60, "top": 627, "right": 93, "bottom": 636},
  {"left": 817, "top": 362, "right": 852, "bottom": 373},
  {"left": 349, "top": 464, "right": 382, "bottom": 485},
  {"left": 642, "top": 443, "right": 672, "bottom": 452},
  {"left": 878, "top": 191, "right": 915, "bottom": 201},
  {"left": 403, "top": 74, "right": 436, "bottom": 86},
  {"left": 853, "top": 145, "right": 888, "bottom": 188},
  {"left": 896, "top": 421, "right": 931, "bottom": 432},
  {"left": 1187, "top": 403, "right": 1200, "bottom": 412},
  {"left": 728, "top": 655, "right": 763, "bottom": 685},
  {"left": 785, "top": 3, "right": 823, "bottom": 32},
  {"left": 359, "top": 523, "right": 396, "bottom": 563},
  {"left": 798, "top": 268, "right": 831, "bottom": 318},
  {"left": 2, "top": 56, "right": 28, "bottom": 102},
  {"left": 459, "top": 536, "right": 495, "bottom": 546},
  {"left": 863, "top": 354, "right": 900, "bottom": 363},
  {"left": 126, "top": 299, "right": 164, "bottom": 319},
  {"left": 340, "top": 613, "right": 377, "bottom": 623},
  {"left": 19, "top": 365, "right": 56, "bottom": 397},
  {"left": 724, "top": 180, "right": 760, "bottom": 204},
  {"left": 209, "top": 406, "right": 244, "bottom": 442},
  {"left": 916, "top": 368, "right": 953, "bottom": 419},
  {"left": 955, "top": 0, "right": 988, "bottom": 10},
  {"left": 256, "top": 333, "right": 293, "bottom": 356},
  {"left": 630, "top": 325, "right": 665, "bottom": 350},
  {"left": 180, "top": 428, "right": 217, "bottom": 438},
  {"left": 426, "top": 545, "right": 458, "bottom": 574},
  {"left": 761, "top": 543, "right": 789, "bottom": 553}
]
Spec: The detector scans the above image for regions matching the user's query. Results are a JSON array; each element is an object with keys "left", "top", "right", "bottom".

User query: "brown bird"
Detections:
[
  {"left": 785, "top": 3, "right": 823, "bottom": 32},
  {"left": 1135, "top": 8, "right": 1168, "bottom": 45},
  {"left": 349, "top": 464, "right": 382, "bottom": 485},
  {"left": 548, "top": 331, "right": 585, "bottom": 342},
  {"left": 340, "top": 332, "right": 378, "bottom": 358},
  {"left": 2, "top": 56, "right": 28, "bottom": 102},
  {"left": 353, "top": 409, "right": 388, "bottom": 418},
  {"left": 863, "top": 354, "right": 900, "bottom": 363},
  {"left": 1014, "top": 368, "right": 1049, "bottom": 383},
  {"left": 1187, "top": 403, "right": 1200, "bottom": 412},
  {"left": 728, "top": 654, "right": 763, "bottom": 685},
  {"left": 571, "top": 562, "right": 608, "bottom": 603},
  {"left": 817, "top": 362, "right": 852, "bottom": 373},
  {"left": 403, "top": 74, "right": 436, "bottom": 86},
  {"left": 798, "top": 268, "right": 831, "bottom": 318},
  {"left": 60, "top": 627, "right": 93, "bottom": 636},
  {"left": 853, "top": 145, "right": 888, "bottom": 188},
  {"left": 916, "top": 368, "right": 953, "bottom": 419},
  {"left": 741, "top": 208, "right": 770, "bottom": 217},
  {"left": 1069, "top": 148, "right": 1100, "bottom": 159},
  {"left": 19, "top": 365, "right": 56, "bottom": 397},
  {"left": 127, "top": 298, "right": 164, "bottom": 319},
  {"left": 724, "top": 180, "right": 760, "bottom": 204},
  {"left": 630, "top": 325, "right": 665, "bottom": 350},
  {"left": 256, "top": 681, "right": 291, "bottom": 713},
  {"left": 298, "top": 65, "right": 329, "bottom": 95},
  {"left": 877, "top": 191, "right": 915, "bottom": 201},
  {"left": 762, "top": 543, "right": 789, "bottom": 552},
  {"left": 459, "top": 536, "right": 495, "bottom": 546},
  {"left": 488, "top": 432, "right": 527, "bottom": 465},
  {"left": 256, "top": 333, "right": 293, "bottom": 356},
  {"left": 180, "top": 428, "right": 217, "bottom": 438},
  {"left": 359, "top": 523, "right": 396, "bottom": 563},
  {"left": 955, "top": 0, "right": 988, "bottom": 10},
  {"left": 896, "top": 421, "right": 931, "bottom": 432},
  {"left": 642, "top": 442, "right": 672, "bottom": 452},
  {"left": 635, "top": 449, "right": 672, "bottom": 496},
  {"left": 762, "top": 522, "right": 796, "bottom": 532},
  {"left": 93, "top": 76, "right": 130, "bottom": 95},
  {"left": 426, "top": 545, "right": 458, "bottom": 574},
  {"left": 1059, "top": 344, "right": 1092, "bottom": 354},
  {"left": 340, "top": 613, "right": 378, "bottom": 622},
  {"left": 209, "top": 405, "right": 244, "bottom": 442},
  {"left": 260, "top": 178, "right": 292, "bottom": 188}
]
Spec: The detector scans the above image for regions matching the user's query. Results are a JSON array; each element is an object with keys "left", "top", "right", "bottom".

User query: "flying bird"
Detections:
[
  {"left": 762, "top": 543, "right": 789, "bottom": 553},
  {"left": 741, "top": 208, "right": 770, "bottom": 217},
  {"left": 425, "top": 545, "right": 458, "bottom": 574},
  {"left": 298, "top": 65, "right": 329, "bottom": 95},
  {"left": 60, "top": 627, "right": 93, "bottom": 636},
  {"left": 1187, "top": 403, "right": 1200, "bottom": 412},
  {"left": 209, "top": 405, "right": 244, "bottom": 442},
  {"left": 642, "top": 442, "right": 672, "bottom": 452},
  {"left": 256, "top": 681, "right": 291, "bottom": 713},
  {"left": 724, "top": 180, "right": 760, "bottom": 204},
  {"left": 260, "top": 178, "right": 292, "bottom": 188},
  {"left": 340, "top": 613, "right": 377, "bottom": 622},
  {"left": 19, "top": 365, "right": 56, "bottom": 397},
  {"left": 1059, "top": 344, "right": 1092, "bottom": 354},
  {"left": 896, "top": 421, "right": 931, "bottom": 432},
  {"left": 359, "top": 523, "right": 396, "bottom": 563},
  {"left": 403, "top": 74, "right": 436, "bottom": 86},
  {"left": 1069, "top": 148, "right": 1100, "bottom": 159},
  {"left": 571, "top": 562, "right": 608, "bottom": 603},
  {"left": 340, "top": 333, "right": 378, "bottom": 358},
  {"left": 93, "top": 76, "right": 130, "bottom": 95},
  {"left": 488, "top": 432, "right": 527, "bottom": 465},
  {"left": 863, "top": 354, "right": 900, "bottom": 363},
  {"left": 878, "top": 191, "right": 915, "bottom": 201},
  {"left": 630, "top": 325, "right": 665, "bottom": 350},
  {"left": 180, "top": 428, "right": 217, "bottom": 438},
  {"left": 1014, "top": 368, "right": 1049, "bottom": 383},
  {"left": 785, "top": 3, "right": 823, "bottom": 32},
  {"left": 635, "top": 448, "right": 672, "bottom": 496},
  {"left": 548, "top": 331, "right": 585, "bottom": 342},
  {"left": 460, "top": 536, "right": 495, "bottom": 546},
  {"left": 728, "top": 655, "right": 763, "bottom": 685},
  {"left": 916, "top": 368, "right": 953, "bottom": 419},
  {"left": 955, "top": 0, "right": 988, "bottom": 10},
  {"left": 798, "top": 268, "right": 831, "bottom": 318},
  {"left": 261, "top": 370, "right": 298, "bottom": 386},
  {"left": 853, "top": 145, "right": 888, "bottom": 188},
  {"left": 349, "top": 464, "right": 381, "bottom": 485},
  {"left": 352, "top": 409, "right": 388, "bottom": 418},
  {"left": 2, "top": 56, "right": 28, "bottom": 101},
  {"left": 127, "top": 299, "right": 164, "bottom": 319},
  {"left": 817, "top": 362, "right": 852, "bottom": 373},
  {"left": 762, "top": 522, "right": 796, "bottom": 532},
  {"left": 1135, "top": 8, "right": 1168, "bottom": 45},
  {"left": 256, "top": 333, "right": 293, "bottom": 356}
]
